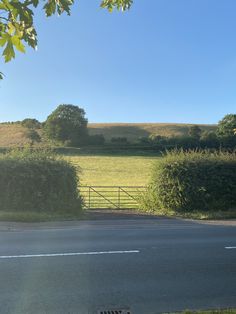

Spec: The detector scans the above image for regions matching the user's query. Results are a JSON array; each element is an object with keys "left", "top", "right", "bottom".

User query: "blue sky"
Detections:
[{"left": 0, "top": 0, "right": 236, "bottom": 124}]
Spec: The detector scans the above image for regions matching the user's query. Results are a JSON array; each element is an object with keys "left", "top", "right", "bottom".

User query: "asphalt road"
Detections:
[{"left": 0, "top": 216, "right": 235, "bottom": 314}]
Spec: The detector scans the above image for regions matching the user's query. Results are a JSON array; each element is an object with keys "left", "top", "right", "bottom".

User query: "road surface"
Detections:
[{"left": 0, "top": 215, "right": 235, "bottom": 314}]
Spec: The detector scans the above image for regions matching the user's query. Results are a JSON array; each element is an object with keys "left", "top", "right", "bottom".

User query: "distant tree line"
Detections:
[
  {"left": 138, "top": 114, "right": 236, "bottom": 150},
  {"left": 1, "top": 105, "right": 236, "bottom": 150}
]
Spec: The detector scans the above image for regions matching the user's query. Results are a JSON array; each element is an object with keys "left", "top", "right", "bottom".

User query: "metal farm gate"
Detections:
[{"left": 80, "top": 186, "right": 146, "bottom": 209}]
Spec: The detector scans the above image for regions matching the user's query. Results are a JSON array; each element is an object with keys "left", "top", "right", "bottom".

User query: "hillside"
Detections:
[
  {"left": 0, "top": 124, "right": 29, "bottom": 147},
  {"left": 0, "top": 123, "right": 217, "bottom": 147},
  {"left": 88, "top": 123, "right": 217, "bottom": 142}
]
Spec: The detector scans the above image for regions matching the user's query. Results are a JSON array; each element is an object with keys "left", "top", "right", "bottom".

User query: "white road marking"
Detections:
[
  {"left": 0, "top": 250, "right": 140, "bottom": 259},
  {"left": 225, "top": 247, "right": 236, "bottom": 249}
]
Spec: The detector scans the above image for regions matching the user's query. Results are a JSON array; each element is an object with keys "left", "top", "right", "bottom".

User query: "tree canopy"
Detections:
[
  {"left": 0, "top": 0, "right": 133, "bottom": 79},
  {"left": 44, "top": 104, "right": 88, "bottom": 146},
  {"left": 188, "top": 125, "right": 202, "bottom": 140},
  {"left": 24, "top": 128, "right": 41, "bottom": 145},
  {"left": 21, "top": 118, "right": 41, "bottom": 129},
  {"left": 217, "top": 114, "right": 236, "bottom": 138}
]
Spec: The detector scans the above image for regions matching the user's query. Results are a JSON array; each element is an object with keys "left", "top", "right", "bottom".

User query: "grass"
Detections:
[
  {"left": 175, "top": 210, "right": 236, "bottom": 220},
  {"left": 143, "top": 208, "right": 236, "bottom": 220},
  {"left": 66, "top": 153, "right": 159, "bottom": 186},
  {"left": 0, "top": 124, "right": 29, "bottom": 147},
  {"left": 173, "top": 310, "right": 236, "bottom": 314},
  {"left": 0, "top": 210, "right": 84, "bottom": 222}
]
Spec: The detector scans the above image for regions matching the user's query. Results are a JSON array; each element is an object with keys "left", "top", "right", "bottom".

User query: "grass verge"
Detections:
[
  {"left": 139, "top": 208, "right": 236, "bottom": 220},
  {"left": 174, "top": 210, "right": 236, "bottom": 220},
  {"left": 0, "top": 211, "right": 85, "bottom": 222},
  {"left": 139, "top": 209, "right": 236, "bottom": 220},
  {"left": 173, "top": 309, "right": 236, "bottom": 314},
  {"left": 0, "top": 209, "right": 235, "bottom": 222}
]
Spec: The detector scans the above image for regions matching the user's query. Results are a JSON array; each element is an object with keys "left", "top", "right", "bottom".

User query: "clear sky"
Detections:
[{"left": 0, "top": 0, "right": 236, "bottom": 124}]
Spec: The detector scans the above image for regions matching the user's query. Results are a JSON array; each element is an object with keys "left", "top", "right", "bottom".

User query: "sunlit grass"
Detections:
[{"left": 66, "top": 154, "right": 159, "bottom": 186}]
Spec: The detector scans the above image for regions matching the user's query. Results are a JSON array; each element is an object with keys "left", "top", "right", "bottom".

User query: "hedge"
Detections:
[
  {"left": 0, "top": 148, "right": 82, "bottom": 212},
  {"left": 142, "top": 150, "right": 236, "bottom": 212}
]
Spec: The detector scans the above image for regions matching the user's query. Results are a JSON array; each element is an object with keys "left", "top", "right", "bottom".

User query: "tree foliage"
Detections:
[
  {"left": 0, "top": 0, "right": 133, "bottom": 78},
  {"left": 217, "top": 114, "right": 236, "bottom": 138},
  {"left": 44, "top": 104, "right": 88, "bottom": 146},
  {"left": 21, "top": 118, "right": 41, "bottom": 129},
  {"left": 24, "top": 128, "right": 41, "bottom": 145},
  {"left": 188, "top": 125, "right": 202, "bottom": 140}
]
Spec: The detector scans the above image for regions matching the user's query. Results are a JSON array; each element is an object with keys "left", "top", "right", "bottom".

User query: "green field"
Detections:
[
  {"left": 65, "top": 152, "right": 159, "bottom": 209},
  {"left": 66, "top": 153, "right": 159, "bottom": 186}
]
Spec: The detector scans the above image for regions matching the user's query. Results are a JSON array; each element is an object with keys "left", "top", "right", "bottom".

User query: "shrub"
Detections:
[
  {"left": 111, "top": 137, "right": 128, "bottom": 144},
  {"left": 87, "top": 134, "right": 105, "bottom": 145},
  {"left": 21, "top": 118, "right": 41, "bottom": 129},
  {"left": 200, "top": 131, "right": 220, "bottom": 148},
  {"left": 149, "top": 134, "right": 167, "bottom": 145},
  {"left": 142, "top": 150, "right": 236, "bottom": 212},
  {"left": 24, "top": 129, "right": 41, "bottom": 145},
  {"left": 188, "top": 125, "right": 202, "bottom": 140},
  {"left": 137, "top": 136, "right": 150, "bottom": 144},
  {"left": 0, "top": 148, "right": 82, "bottom": 213}
]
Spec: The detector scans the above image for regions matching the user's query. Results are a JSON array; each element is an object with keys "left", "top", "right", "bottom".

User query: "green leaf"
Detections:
[
  {"left": 100, "top": 0, "right": 133, "bottom": 11},
  {"left": 31, "top": 0, "right": 39, "bottom": 8},
  {"left": 0, "top": 37, "right": 7, "bottom": 47},
  {"left": 2, "top": 41, "right": 15, "bottom": 62},
  {"left": 11, "top": 35, "right": 25, "bottom": 52},
  {"left": 43, "top": 0, "right": 56, "bottom": 17},
  {"left": 0, "top": 72, "right": 4, "bottom": 80}
]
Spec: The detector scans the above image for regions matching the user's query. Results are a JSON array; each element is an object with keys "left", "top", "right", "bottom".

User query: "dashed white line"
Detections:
[
  {"left": 225, "top": 247, "right": 236, "bottom": 249},
  {"left": 0, "top": 250, "right": 140, "bottom": 259}
]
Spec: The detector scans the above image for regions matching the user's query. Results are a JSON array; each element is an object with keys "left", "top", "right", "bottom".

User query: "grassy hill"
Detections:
[
  {"left": 0, "top": 122, "right": 217, "bottom": 147},
  {"left": 88, "top": 123, "right": 217, "bottom": 142},
  {"left": 0, "top": 124, "right": 29, "bottom": 147}
]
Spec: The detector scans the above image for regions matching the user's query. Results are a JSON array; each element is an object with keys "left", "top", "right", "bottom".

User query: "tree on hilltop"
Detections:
[
  {"left": 21, "top": 118, "right": 41, "bottom": 129},
  {"left": 44, "top": 104, "right": 88, "bottom": 147},
  {"left": 217, "top": 114, "right": 236, "bottom": 138},
  {"left": 188, "top": 125, "right": 202, "bottom": 140}
]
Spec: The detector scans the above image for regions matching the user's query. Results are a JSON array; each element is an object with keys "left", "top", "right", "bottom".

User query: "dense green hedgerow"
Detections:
[
  {"left": 0, "top": 148, "right": 82, "bottom": 212},
  {"left": 142, "top": 150, "right": 236, "bottom": 212}
]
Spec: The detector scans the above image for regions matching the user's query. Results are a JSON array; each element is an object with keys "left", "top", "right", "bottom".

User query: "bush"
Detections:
[
  {"left": 142, "top": 150, "right": 236, "bottom": 212},
  {"left": 0, "top": 148, "right": 82, "bottom": 213},
  {"left": 21, "top": 118, "right": 41, "bottom": 129},
  {"left": 24, "top": 129, "right": 41, "bottom": 145},
  {"left": 111, "top": 137, "right": 129, "bottom": 144},
  {"left": 137, "top": 136, "right": 151, "bottom": 144},
  {"left": 200, "top": 131, "right": 220, "bottom": 148},
  {"left": 87, "top": 134, "right": 105, "bottom": 145}
]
